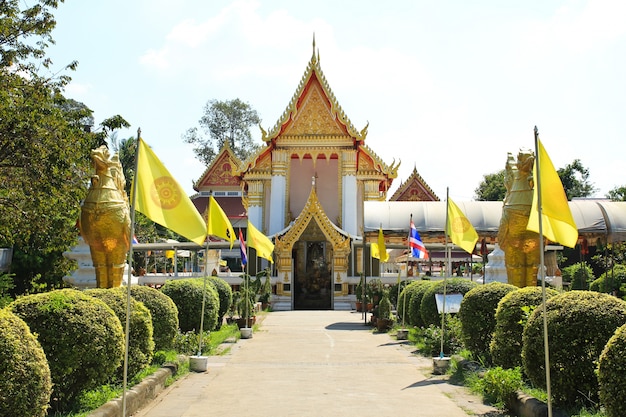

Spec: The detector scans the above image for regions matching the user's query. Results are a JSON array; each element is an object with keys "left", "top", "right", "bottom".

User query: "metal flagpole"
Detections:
[
  {"left": 197, "top": 238, "right": 209, "bottom": 356},
  {"left": 534, "top": 126, "right": 553, "bottom": 417},
  {"left": 440, "top": 187, "right": 450, "bottom": 359},
  {"left": 122, "top": 128, "right": 142, "bottom": 417}
]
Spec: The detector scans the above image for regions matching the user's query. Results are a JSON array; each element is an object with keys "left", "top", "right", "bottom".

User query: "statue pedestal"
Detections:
[
  {"left": 63, "top": 237, "right": 135, "bottom": 289},
  {"left": 484, "top": 244, "right": 508, "bottom": 284}
]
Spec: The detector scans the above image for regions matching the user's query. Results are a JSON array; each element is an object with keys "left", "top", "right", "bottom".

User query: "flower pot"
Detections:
[
  {"left": 433, "top": 357, "right": 451, "bottom": 375},
  {"left": 355, "top": 301, "right": 363, "bottom": 311},
  {"left": 396, "top": 328, "right": 409, "bottom": 340},
  {"left": 237, "top": 317, "right": 256, "bottom": 329},
  {"left": 189, "top": 355, "right": 209, "bottom": 372},
  {"left": 240, "top": 327, "right": 253, "bottom": 339},
  {"left": 376, "top": 318, "right": 393, "bottom": 332}
]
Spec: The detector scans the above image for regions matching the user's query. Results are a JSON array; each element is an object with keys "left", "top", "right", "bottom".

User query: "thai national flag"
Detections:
[
  {"left": 239, "top": 229, "right": 248, "bottom": 266},
  {"left": 132, "top": 235, "right": 139, "bottom": 244},
  {"left": 409, "top": 220, "right": 429, "bottom": 259}
]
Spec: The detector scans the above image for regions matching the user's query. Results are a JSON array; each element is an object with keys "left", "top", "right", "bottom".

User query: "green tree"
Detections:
[
  {"left": 607, "top": 185, "right": 626, "bottom": 201},
  {"left": 474, "top": 169, "right": 506, "bottom": 201},
  {"left": 184, "top": 98, "right": 262, "bottom": 164},
  {"left": 557, "top": 159, "right": 596, "bottom": 199}
]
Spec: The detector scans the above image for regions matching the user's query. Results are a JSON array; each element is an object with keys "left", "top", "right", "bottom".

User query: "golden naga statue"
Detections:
[
  {"left": 497, "top": 150, "right": 541, "bottom": 287},
  {"left": 80, "top": 146, "right": 131, "bottom": 288}
]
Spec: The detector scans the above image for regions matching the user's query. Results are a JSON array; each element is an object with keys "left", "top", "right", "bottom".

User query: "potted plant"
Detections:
[
  {"left": 237, "top": 273, "right": 259, "bottom": 335},
  {"left": 376, "top": 290, "right": 393, "bottom": 332},
  {"left": 355, "top": 274, "right": 364, "bottom": 311},
  {"left": 258, "top": 268, "right": 272, "bottom": 310}
]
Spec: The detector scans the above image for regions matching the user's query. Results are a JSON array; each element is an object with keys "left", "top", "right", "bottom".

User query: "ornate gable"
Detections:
[
  {"left": 261, "top": 38, "right": 367, "bottom": 144},
  {"left": 194, "top": 143, "right": 242, "bottom": 191},
  {"left": 274, "top": 186, "right": 350, "bottom": 257},
  {"left": 389, "top": 166, "right": 439, "bottom": 201}
]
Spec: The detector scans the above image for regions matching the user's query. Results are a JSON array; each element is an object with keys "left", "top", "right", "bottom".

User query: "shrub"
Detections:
[
  {"left": 490, "top": 286, "right": 558, "bottom": 369},
  {"left": 420, "top": 278, "right": 479, "bottom": 327},
  {"left": 86, "top": 288, "right": 154, "bottom": 380},
  {"left": 130, "top": 286, "right": 179, "bottom": 350},
  {"left": 161, "top": 278, "right": 219, "bottom": 332},
  {"left": 598, "top": 323, "right": 626, "bottom": 417},
  {"left": 397, "top": 281, "right": 430, "bottom": 326},
  {"left": 407, "top": 281, "right": 434, "bottom": 327},
  {"left": 9, "top": 289, "right": 124, "bottom": 411},
  {"left": 473, "top": 366, "right": 523, "bottom": 411},
  {"left": 0, "top": 308, "right": 52, "bottom": 417},
  {"left": 412, "top": 315, "right": 463, "bottom": 356},
  {"left": 562, "top": 262, "right": 594, "bottom": 290},
  {"left": 207, "top": 276, "right": 233, "bottom": 328},
  {"left": 590, "top": 264, "right": 626, "bottom": 298},
  {"left": 457, "top": 282, "right": 517, "bottom": 364},
  {"left": 522, "top": 291, "right": 626, "bottom": 407}
]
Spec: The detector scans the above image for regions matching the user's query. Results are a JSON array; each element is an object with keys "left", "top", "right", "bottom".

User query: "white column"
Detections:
[
  {"left": 269, "top": 150, "right": 288, "bottom": 235},
  {"left": 342, "top": 151, "right": 358, "bottom": 236},
  {"left": 247, "top": 181, "right": 264, "bottom": 229}
]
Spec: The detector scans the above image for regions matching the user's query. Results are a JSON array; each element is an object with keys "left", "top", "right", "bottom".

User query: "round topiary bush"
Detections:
[
  {"left": 598, "top": 323, "right": 626, "bottom": 417},
  {"left": 522, "top": 291, "right": 626, "bottom": 407},
  {"left": 86, "top": 287, "right": 154, "bottom": 380},
  {"left": 130, "top": 286, "right": 179, "bottom": 350},
  {"left": 0, "top": 308, "right": 52, "bottom": 417},
  {"left": 161, "top": 278, "right": 219, "bottom": 332},
  {"left": 207, "top": 276, "right": 232, "bottom": 328},
  {"left": 457, "top": 282, "right": 517, "bottom": 364},
  {"left": 490, "top": 286, "right": 558, "bottom": 369},
  {"left": 403, "top": 281, "right": 434, "bottom": 327},
  {"left": 590, "top": 264, "right": 626, "bottom": 298},
  {"left": 420, "top": 278, "right": 479, "bottom": 327},
  {"left": 561, "top": 262, "right": 595, "bottom": 290},
  {"left": 9, "top": 289, "right": 124, "bottom": 411}
]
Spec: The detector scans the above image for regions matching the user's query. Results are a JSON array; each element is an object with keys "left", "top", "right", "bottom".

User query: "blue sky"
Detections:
[{"left": 47, "top": 0, "right": 626, "bottom": 201}]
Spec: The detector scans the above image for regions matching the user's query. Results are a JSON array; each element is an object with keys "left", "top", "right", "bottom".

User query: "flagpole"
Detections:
[
  {"left": 441, "top": 188, "right": 450, "bottom": 359},
  {"left": 122, "top": 128, "right": 142, "bottom": 417},
  {"left": 197, "top": 238, "right": 209, "bottom": 356},
  {"left": 534, "top": 126, "right": 553, "bottom": 417}
]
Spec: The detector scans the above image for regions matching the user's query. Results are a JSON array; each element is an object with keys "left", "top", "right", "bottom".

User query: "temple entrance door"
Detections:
[{"left": 294, "top": 240, "right": 332, "bottom": 310}]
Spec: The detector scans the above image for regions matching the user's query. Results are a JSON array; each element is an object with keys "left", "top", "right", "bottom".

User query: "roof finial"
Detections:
[{"left": 312, "top": 33, "right": 316, "bottom": 56}]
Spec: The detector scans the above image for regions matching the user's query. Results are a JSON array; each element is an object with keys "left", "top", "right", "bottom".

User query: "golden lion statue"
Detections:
[
  {"left": 497, "top": 150, "right": 540, "bottom": 287},
  {"left": 80, "top": 146, "right": 131, "bottom": 288}
]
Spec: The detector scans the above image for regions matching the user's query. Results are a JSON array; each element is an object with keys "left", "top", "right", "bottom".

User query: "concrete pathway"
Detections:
[{"left": 132, "top": 311, "right": 500, "bottom": 417}]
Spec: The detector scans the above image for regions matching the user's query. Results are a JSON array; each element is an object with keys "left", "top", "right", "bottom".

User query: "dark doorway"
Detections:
[{"left": 294, "top": 240, "right": 332, "bottom": 310}]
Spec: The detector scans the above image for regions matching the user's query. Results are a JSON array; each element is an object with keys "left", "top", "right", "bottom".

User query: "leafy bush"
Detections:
[
  {"left": 457, "top": 282, "right": 517, "bottom": 364},
  {"left": 86, "top": 287, "right": 155, "bottom": 380},
  {"left": 161, "top": 278, "right": 219, "bottom": 332},
  {"left": 562, "top": 262, "right": 595, "bottom": 290},
  {"left": 523, "top": 291, "right": 626, "bottom": 407},
  {"left": 472, "top": 366, "right": 523, "bottom": 411},
  {"left": 411, "top": 315, "right": 463, "bottom": 356},
  {"left": 173, "top": 330, "right": 212, "bottom": 355},
  {"left": 207, "top": 275, "right": 233, "bottom": 328},
  {"left": 397, "top": 280, "right": 432, "bottom": 326},
  {"left": 590, "top": 264, "right": 626, "bottom": 298},
  {"left": 598, "top": 322, "right": 626, "bottom": 417},
  {"left": 130, "top": 286, "right": 179, "bottom": 350},
  {"left": 9, "top": 289, "right": 124, "bottom": 411},
  {"left": 0, "top": 308, "right": 52, "bottom": 417},
  {"left": 490, "top": 286, "right": 558, "bottom": 369},
  {"left": 420, "top": 278, "right": 479, "bottom": 327}
]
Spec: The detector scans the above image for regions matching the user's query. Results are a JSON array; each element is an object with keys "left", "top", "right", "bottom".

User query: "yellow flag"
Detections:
[
  {"left": 371, "top": 242, "right": 380, "bottom": 260},
  {"left": 526, "top": 139, "right": 578, "bottom": 248},
  {"left": 208, "top": 196, "right": 235, "bottom": 249},
  {"left": 133, "top": 139, "right": 206, "bottom": 245},
  {"left": 247, "top": 220, "right": 274, "bottom": 263},
  {"left": 446, "top": 198, "right": 478, "bottom": 254},
  {"left": 377, "top": 227, "right": 389, "bottom": 262}
]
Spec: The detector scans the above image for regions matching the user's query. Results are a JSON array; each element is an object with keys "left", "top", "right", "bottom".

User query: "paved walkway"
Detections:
[{"left": 132, "top": 311, "right": 500, "bottom": 417}]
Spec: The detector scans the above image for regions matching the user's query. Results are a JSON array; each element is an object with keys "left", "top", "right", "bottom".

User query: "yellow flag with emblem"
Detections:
[
  {"left": 446, "top": 198, "right": 478, "bottom": 254},
  {"left": 208, "top": 196, "right": 235, "bottom": 249},
  {"left": 247, "top": 220, "right": 274, "bottom": 263},
  {"left": 376, "top": 227, "right": 389, "bottom": 262},
  {"left": 133, "top": 138, "right": 207, "bottom": 245}
]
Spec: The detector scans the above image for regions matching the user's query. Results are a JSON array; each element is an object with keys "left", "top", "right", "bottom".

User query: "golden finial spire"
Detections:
[{"left": 312, "top": 33, "right": 316, "bottom": 56}]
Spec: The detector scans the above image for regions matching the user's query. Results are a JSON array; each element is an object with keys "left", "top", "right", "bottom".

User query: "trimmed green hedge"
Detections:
[
  {"left": 590, "top": 264, "right": 626, "bottom": 298},
  {"left": 420, "top": 278, "right": 478, "bottom": 327},
  {"left": 523, "top": 291, "right": 626, "bottom": 407},
  {"left": 490, "top": 286, "right": 558, "bottom": 369},
  {"left": 404, "top": 281, "right": 434, "bottom": 327},
  {"left": 161, "top": 278, "right": 219, "bottom": 332},
  {"left": 9, "top": 289, "right": 124, "bottom": 411},
  {"left": 130, "top": 286, "right": 179, "bottom": 350},
  {"left": 0, "top": 308, "right": 52, "bottom": 417},
  {"left": 561, "top": 262, "right": 594, "bottom": 290},
  {"left": 207, "top": 276, "right": 232, "bottom": 328},
  {"left": 598, "top": 322, "right": 626, "bottom": 417},
  {"left": 457, "top": 282, "right": 517, "bottom": 364},
  {"left": 86, "top": 288, "right": 154, "bottom": 380}
]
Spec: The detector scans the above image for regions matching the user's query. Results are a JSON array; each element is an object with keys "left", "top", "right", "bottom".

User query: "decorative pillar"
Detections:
[
  {"left": 342, "top": 151, "right": 358, "bottom": 236},
  {"left": 269, "top": 150, "right": 288, "bottom": 235},
  {"left": 247, "top": 180, "right": 264, "bottom": 228}
]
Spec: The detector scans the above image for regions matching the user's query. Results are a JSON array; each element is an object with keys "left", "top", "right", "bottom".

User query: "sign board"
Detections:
[{"left": 435, "top": 293, "right": 464, "bottom": 314}]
